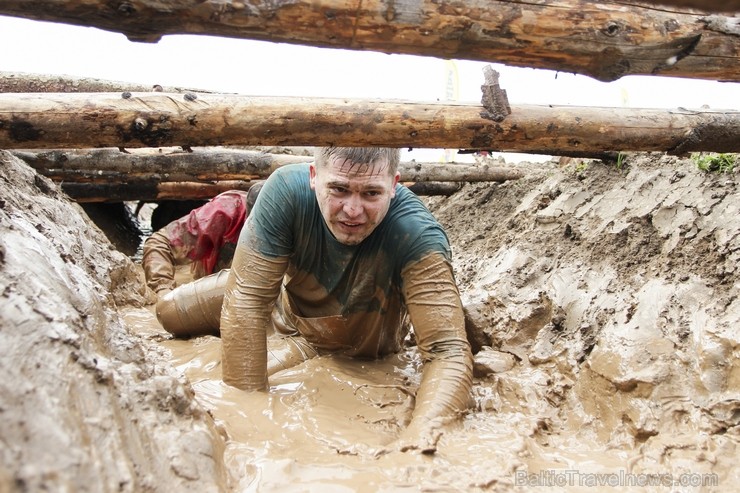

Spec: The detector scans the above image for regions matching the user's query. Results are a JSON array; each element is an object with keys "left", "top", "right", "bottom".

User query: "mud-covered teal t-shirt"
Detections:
[{"left": 244, "top": 163, "right": 452, "bottom": 357}]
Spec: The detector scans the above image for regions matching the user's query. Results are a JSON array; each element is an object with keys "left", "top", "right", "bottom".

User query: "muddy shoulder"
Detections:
[{"left": 1, "top": 150, "right": 737, "bottom": 491}]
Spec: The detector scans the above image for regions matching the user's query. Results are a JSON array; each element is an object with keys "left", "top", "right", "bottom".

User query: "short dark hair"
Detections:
[{"left": 314, "top": 147, "right": 400, "bottom": 176}]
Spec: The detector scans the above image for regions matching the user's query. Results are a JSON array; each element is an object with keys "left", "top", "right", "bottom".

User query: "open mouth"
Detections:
[{"left": 338, "top": 221, "right": 363, "bottom": 230}]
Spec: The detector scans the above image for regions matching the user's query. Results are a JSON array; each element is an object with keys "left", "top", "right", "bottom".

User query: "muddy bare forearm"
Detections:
[
  {"left": 401, "top": 253, "right": 473, "bottom": 450},
  {"left": 220, "top": 243, "right": 288, "bottom": 391}
]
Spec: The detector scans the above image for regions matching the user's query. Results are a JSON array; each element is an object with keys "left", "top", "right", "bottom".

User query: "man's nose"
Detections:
[{"left": 343, "top": 194, "right": 363, "bottom": 217}]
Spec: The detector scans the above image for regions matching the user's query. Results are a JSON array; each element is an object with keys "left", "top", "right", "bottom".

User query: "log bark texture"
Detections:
[
  {"left": 13, "top": 148, "right": 306, "bottom": 182},
  {"left": 58, "top": 180, "right": 462, "bottom": 202},
  {"left": 405, "top": 182, "right": 463, "bottom": 196},
  {"left": 1, "top": 93, "right": 738, "bottom": 154},
  {"left": 644, "top": 1, "right": 740, "bottom": 12},
  {"left": 59, "top": 180, "right": 257, "bottom": 202},
  {"left": 0, "top": 1, "right": 737, "bottom": 81},
  {"left": 0, "top": 71, "right": 214, "bottom": 94},
  {"left": 14, "top": 148, "right": 524, "bottom": 183}
]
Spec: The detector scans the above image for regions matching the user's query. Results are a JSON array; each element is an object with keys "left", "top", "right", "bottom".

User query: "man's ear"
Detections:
[
  {"left": 309, "top": 164, "right": 317, "bottom": 190},
  {"left": 390, "top": 171, "right": 401, "bottom": 197}
]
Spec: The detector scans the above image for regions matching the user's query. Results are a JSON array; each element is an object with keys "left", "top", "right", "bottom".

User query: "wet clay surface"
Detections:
[
  {"left": 0, "top": 151, "right": 225, "bottom": 492},
  {"left": 2, "top": 150, "right": 738, "bottom": 492},
  {"left": 124, "top": 306, "right": 528, "bottom": 491}
]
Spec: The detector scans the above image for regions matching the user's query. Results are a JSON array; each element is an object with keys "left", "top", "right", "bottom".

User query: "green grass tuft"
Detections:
[{"left": 692, "top": 153, "right": 737, "bottom": 174}]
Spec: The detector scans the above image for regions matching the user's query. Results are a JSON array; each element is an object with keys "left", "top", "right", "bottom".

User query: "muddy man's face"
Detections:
[{"left": 310, "top": 155, "right": 400, "bottom": 246}]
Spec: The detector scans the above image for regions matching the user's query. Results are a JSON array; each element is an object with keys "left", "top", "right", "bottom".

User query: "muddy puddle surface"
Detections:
[{"left": 122, "top": 305, "right": 717, "bottom": 493}]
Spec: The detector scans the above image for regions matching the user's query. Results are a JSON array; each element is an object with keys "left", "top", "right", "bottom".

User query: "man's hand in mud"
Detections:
[
  {"left": 335, "top": 421, "right": 443, "bottom": 458},
  {"left": 394, "top": 421, "right": 442, "bottom": 455}
]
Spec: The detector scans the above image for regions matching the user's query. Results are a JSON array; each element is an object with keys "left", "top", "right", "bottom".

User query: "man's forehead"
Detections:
[{"left": 328, "top": 156, "right": 391, "bottom": 177}]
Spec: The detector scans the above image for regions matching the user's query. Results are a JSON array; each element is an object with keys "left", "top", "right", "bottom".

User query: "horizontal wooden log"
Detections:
[
  {"left": 13, "top": 147, "right": 305, "bottom": 180},
  {"left": 1, "top": 93, "right": 738, "bottom": 154},
  {"left": 0, "top": 71, "right": 215, "bottom": 94},
  {"left": 14, "top": 147, "right": 524, "bottom": 183},
  {"left": 643, "top": 1, "right": 740, "bottom": 12},
  {"left": 405, "top": 182, "right": 463, "bottom": 196},
  {"left": 0, "top": 1, "right": 737, "bottom": 81},
  {"left": 59, "top": 180, "right": 462, "bottom": 202},
  {"left": 59, "top": 180, "right": 256, "bottom": 202}
]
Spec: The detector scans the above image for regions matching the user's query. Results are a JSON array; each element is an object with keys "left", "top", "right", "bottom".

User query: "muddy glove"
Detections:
[
  {"left": 393, "top": 357, "right": 471, "bottom": 455},
  {"left": 395, "top": 418, "right": 446, "bottom": 454},
  {"left": 398, "top": 253, "right": 475, "bottom": 455},
  {"left": 155, "top": 270, "right": 229, "bottom": 337},
  {"left": 142, "top": 229, "right": 177, "bottom": 296}
]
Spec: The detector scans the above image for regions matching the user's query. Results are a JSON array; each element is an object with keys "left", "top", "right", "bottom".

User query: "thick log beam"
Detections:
[
  {"left": 58, "top": 180, "right": 462, "bottom": 202},
  {"left": 13, "top": 148, "right": 524, "bottom": 183},
  {"left": 0, "top": 1, "right": 737, "bottom": 81},
  {"left": 1, "top": 93, "right": 738, "bottom": 154},
  {"left": 12, "top": 148, "right": 306, "bottom": 181},
  {"left": 59, "top": 180, "right": 258, "bottom": 202}
]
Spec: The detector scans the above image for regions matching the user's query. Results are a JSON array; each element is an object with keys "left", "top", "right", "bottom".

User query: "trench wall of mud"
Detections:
[
  {"left": 428, "top": 154, "right": 739, "bottom": 485},
  {"left": 0, "top": 151, "right": 225, "bottom": 492}
]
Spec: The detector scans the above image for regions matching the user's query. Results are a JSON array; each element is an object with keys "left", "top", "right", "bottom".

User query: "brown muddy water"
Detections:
[{"left": 121, "top": 301, "right": 723, "bottom": 492}]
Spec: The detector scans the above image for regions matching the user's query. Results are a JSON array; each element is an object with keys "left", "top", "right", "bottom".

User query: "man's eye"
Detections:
[
  {"left": 331, "top": 187, "right": 347, "bottom": 194},
  {"left": 365, "top": 191, "right": 380, "bottom": 197}
]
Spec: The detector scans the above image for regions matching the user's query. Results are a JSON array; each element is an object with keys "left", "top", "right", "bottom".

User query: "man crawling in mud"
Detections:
[
  {"left": 222, "top": 146, "right": 473, "bottom": 453},
  {"left": 162, "top": 146, "right": 473, "bottom": 453},
  {"left": 141, "top": 183, "right": 263, "bottom": 298}
]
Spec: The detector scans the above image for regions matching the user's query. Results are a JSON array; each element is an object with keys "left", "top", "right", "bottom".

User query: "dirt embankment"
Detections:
[
  {"left": 428, "top": 153, "right": 738, "bottom": 487},
  {"left": 0, "top": 151, "right": 226, "bottom": 492},
  {"left": 1, "top": 149, "right": 737, "bottom": 491}
]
